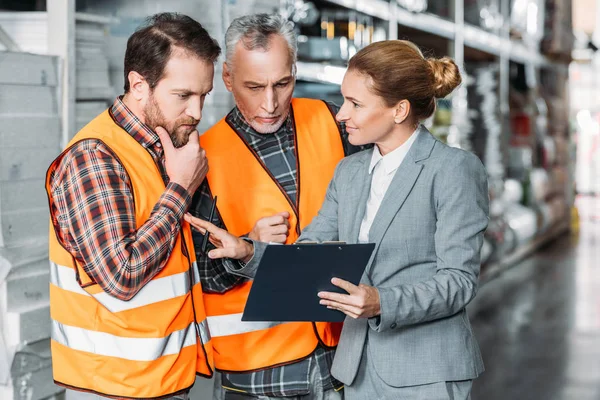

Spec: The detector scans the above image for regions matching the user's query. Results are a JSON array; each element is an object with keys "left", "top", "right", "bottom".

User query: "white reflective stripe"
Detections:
[
  {"left": 197, "top": 319, "right": 211, "bottom": 344},
  {"left": 50, "top": 261, "right": 89, "bottom": 296},
  {"left": 191, "top": 261, "right": 201, "bottom": 286},
  {"left": 189, "top": 262, "right": 212, "bottom": 344},
  {"left": 50, "top": 262, "right": 190, "bottom": 313},
  {"left": 52, "top": 320, "right": 196, "bottom": 361},
  {"left": 206, "top": 313, "right": 287, "bottom": 338}
]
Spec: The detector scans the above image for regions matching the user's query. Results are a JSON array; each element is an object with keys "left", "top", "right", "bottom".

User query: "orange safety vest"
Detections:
[
  {"left": 200, "top": 98, "right": 344, "bottom": 372},
  {"left": 45, "top": 110, "right": 213, "bottom": 399}
]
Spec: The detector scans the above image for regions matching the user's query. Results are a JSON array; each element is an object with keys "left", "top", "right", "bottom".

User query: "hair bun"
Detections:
[{"left": 427, "top": 57, "right": 462, "bottom": 98}]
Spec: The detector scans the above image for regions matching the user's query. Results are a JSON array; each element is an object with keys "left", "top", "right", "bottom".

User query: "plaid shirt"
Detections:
[
  {"left": 190, "top": 102, "right": 360, "bottom": 397},
  {"left": 47, "top": 97, "right": 191, "bottom": 301}
]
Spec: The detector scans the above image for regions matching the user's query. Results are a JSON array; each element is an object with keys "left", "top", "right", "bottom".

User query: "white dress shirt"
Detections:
[{"left": 358, "top": 129, "right": 420, "bottom": 243}]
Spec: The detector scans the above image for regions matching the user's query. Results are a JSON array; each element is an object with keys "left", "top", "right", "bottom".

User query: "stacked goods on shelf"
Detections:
[
  {"left": 462, "top": 63, "right": 512, "bottom": 267},
  {"left": 538, "top": 66, "right": 572, "bottom": 228},
  {"left": 309, "top": 8, "right": 384, "bottom": 63},
  {"left": 0, "top": 52, "right": 63, "bottom": 400},
  {"left": 75, "top": 15, "right": 115, "bottom": 128},
  {"left": 509, "top": 0, "right": 545, "bottom": 48},
  {"left": 294, "top": 4, "right": 386, "bottom": 86},
  {"left": 428, "top": 99, "right": 453, "bottom": 144},
  {"left": 505, "top": 64, "right": 546, "bottom": 246},
  {"left": 464, "top": 0, "right": 502, "bottom": 32},
  {"left": 0, "top": 12, "right": 115, "bottom": 137},
  {"left": 420, "top": 1, "right": 450, "bottom": 19},
  {"left": 0, "top": 12, "right": 47, "bottom": 53},
  {"left": 293, "top": 81, "right": 344, "bottom": 106},
  {"left": 449, "top": 76, "right": 474, "bottom": 153},
  {"left": 396, "top": 0, "right": 428, "bottom": 13},
  {"left": 542, "top": 0, "right": 574, "bottom": 59},
  {"left": 297, "top": 34, "right": 352, "bottom": 63},
  {"left": 76, "top": 101, "right": 109, "bottom": 132},
  {"left": 495, "top": 60, "right": 571, "bottom": 268},
  {"left": 466, "top": 64, "right": 504, "bottom": 190},
  {"left": 463, "top": 60, "right": 570, "bottom": 272}
]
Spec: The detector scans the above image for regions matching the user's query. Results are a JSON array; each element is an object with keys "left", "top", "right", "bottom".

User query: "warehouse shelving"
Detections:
[
  {"left": 296, "top": 0, "right": 561, "bottom": 87},
  {"left": 296, "top": 0, "right": 572, "bottom": 281}
]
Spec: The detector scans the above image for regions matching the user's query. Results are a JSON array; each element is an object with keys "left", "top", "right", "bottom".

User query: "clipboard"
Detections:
[{"left": 242, "top": 242, "right": 376, "bottom": 322}]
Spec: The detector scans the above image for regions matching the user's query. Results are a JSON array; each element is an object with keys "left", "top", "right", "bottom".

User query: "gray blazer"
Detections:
[{"left": 232, "top": 126, "right": 489, "bottom": 387}]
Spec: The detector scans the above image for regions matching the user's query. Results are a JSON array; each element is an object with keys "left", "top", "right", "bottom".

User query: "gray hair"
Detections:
[{"left": 225, "top": 13, "right": 297, "bottom": 73}]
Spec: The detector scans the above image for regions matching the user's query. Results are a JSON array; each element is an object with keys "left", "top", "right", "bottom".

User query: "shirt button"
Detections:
[
  {"left": 156, "top": 142, "right": 162, "bottom": 148},
  {"left": 390, "top": 323, "right": 397, "bottom": 329}
]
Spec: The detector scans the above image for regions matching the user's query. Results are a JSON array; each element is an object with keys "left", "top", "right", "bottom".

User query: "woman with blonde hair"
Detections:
[{"left": 187, "top": 40, "right": 489, "bottom": 399}]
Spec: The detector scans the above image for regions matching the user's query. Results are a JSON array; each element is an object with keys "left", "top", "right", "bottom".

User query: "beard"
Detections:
[
  {"left": 143, "top": 93, "right": 199, "bottom": 148},
  {"left": 232, "top": 93, "right": 287, "bottom": 134}
]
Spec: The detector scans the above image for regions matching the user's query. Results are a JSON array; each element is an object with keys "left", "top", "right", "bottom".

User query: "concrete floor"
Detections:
[{"left": 469, "top": 196, "right": 600, "bottom": 400}]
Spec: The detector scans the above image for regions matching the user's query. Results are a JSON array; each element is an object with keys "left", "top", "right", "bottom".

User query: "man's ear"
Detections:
[
  {"left": 222, "top": 62, "right": 233, "bottom": 93},
  {"left": 394, "top": 100, "right": 411, "bottom": 124},
  {"left": 128, "top": 71, "right": 149, "bottom": 101}
]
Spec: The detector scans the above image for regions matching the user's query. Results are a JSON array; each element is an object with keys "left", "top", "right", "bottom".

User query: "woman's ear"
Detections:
[{"left": 394, "top": 100, "right": 411, "bottom": 124}]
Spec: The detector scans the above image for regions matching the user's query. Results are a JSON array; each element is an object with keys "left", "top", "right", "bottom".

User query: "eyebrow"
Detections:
[
  {"left": 244, "top": 76, "right": 293, "bottom": 86},
  {"left": 344, "top": 96, "right": 362, "bottom": 103},
  {"left": 171, "top": 87, "right": 213, "bottom": 95}
]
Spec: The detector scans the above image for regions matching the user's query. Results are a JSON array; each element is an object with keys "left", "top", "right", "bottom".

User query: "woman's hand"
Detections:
[
  {"left": 184, "top": 213, "right": 254, "bottom": 263},
  {"left": 318, "top": 278, "right": 381, "bottom": 319}
]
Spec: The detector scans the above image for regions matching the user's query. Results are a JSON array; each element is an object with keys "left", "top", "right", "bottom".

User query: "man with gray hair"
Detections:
[{"left": 189, "top": 13, "right": 362, "bottom": 400}]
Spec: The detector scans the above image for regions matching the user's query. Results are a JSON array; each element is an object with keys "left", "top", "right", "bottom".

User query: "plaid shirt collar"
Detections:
[
  {"left": 109, "top": 96, "right": 163, "bottom": 157},
  {"left": 228, "top": 105, "right": 294, "bottom": 140}
]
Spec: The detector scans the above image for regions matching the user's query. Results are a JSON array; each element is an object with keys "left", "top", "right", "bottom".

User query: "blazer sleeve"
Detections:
[
  {"left": 372, "top": 150, "right": 489, "bottom": 332},
  {"left": 223, "top": 159, "right": 344, "bottom": 278}
]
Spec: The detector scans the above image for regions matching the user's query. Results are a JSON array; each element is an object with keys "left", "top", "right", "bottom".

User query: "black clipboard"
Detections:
[{"left": 242, "top": 242, "right": 376, "bottom": 322}]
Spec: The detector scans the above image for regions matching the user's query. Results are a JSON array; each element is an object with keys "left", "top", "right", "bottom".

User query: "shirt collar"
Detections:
[
  {"left": 368, "top": 127, "right": 421, "bottom": 175},
  {"left": 110, "top": 96, "right": 162, "bottom": 153}
]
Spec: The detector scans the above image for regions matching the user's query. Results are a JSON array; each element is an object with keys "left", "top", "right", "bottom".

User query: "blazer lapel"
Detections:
[
  {"left": 346, "top": 150, "right": 372, "bottom": 244},
  {"left": 367, "top": 127, "right": 437, "bottom": 255}
]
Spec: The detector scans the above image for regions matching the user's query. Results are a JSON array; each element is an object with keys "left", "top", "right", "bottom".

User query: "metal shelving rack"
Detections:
[{"left": 296, "top": 0, "right": 558, "bottom": 82}]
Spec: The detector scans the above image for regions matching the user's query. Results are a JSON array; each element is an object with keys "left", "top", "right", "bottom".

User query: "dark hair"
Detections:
[
  {"left": 123, "top": 12, "right": 221, "bottom": 92},
  {"left": 348, "top": 40, "right": 462, "bottom": 121}
]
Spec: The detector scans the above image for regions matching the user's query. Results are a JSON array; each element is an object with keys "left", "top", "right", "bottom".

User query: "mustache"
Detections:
[{"left": 178, "top": 118, "right": 199, "bottom": 126}]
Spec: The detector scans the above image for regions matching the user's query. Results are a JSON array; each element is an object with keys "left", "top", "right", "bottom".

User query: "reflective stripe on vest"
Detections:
[
  {"left": 52, "top": 320, "right": 197, "bottom": 361},
  {"left": 50, "top": 261, "right": 212, "bottom": 345},
  {"left": 207, "top": 313, "right": 287, "bottom": 337},
  {"left": 200, "top": 98, "right": 344, "bottom": 372},
  {"left": 50, "top": 261, "right": 190, "bottom": 313}
]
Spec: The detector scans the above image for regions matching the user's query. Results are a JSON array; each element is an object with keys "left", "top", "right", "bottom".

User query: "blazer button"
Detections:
[{"left": 390, "top": 323, "right": 397, "bottom": 329}]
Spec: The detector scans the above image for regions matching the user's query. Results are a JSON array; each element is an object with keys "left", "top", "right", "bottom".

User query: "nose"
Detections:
[
  {"left": 262, "top": 87, "right": 278, "bottom": 115},
  {"left": 336, "top": 102, "right": 349, "bottom": 123},
  {"left": 186, "top": 96, "right": 202, "bottom": 122}
]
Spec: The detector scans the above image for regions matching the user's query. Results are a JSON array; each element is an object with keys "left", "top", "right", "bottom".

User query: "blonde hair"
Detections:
[{"left": 347, "top": 40, "right": 462, "bottom": 121}]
